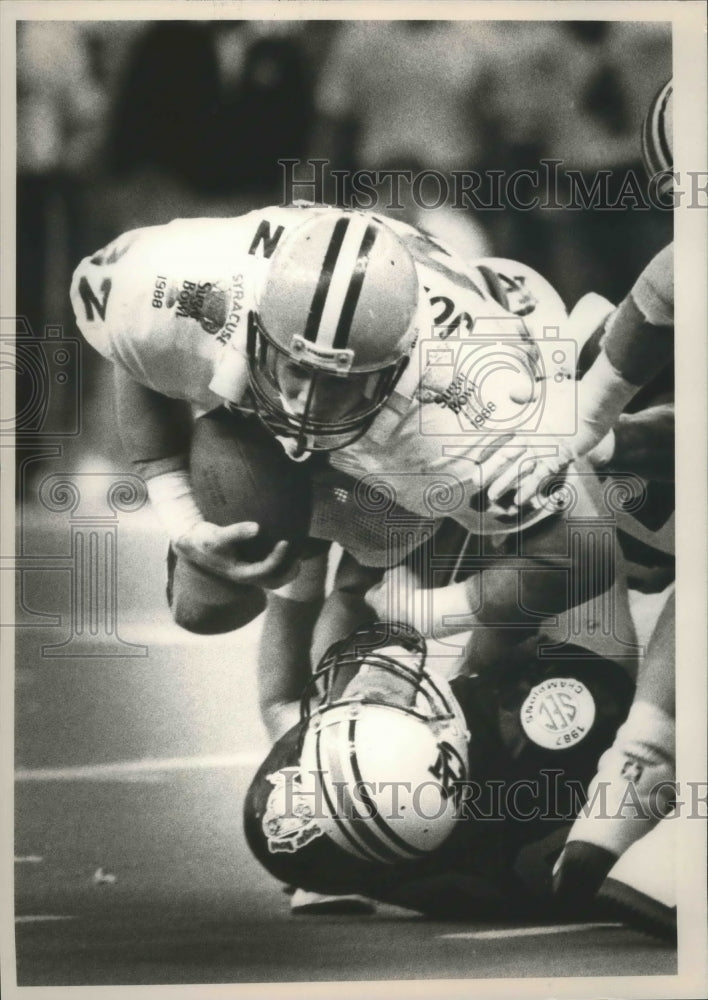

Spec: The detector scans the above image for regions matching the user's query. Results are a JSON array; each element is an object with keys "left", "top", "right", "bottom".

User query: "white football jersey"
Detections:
[
  {"left": 71, "top": 204, "right": 572, "bottom": 536},
  {"left": 70, "top": 206, "right": 310, "bottom": 411}
]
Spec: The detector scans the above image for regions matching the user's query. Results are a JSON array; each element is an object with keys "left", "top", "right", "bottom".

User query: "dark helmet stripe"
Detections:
[
  {"left": 314, "top": 725, "right": 382, "bottom": 862},
  {"left": 348, "top": 719, "right": 429, "bottom": 859},
  {"left": 324, "top": 722, "right": 402, "bottom": 863},
  {"left": 332, "top": 224, "right": 379, "bottom": 350},
  {"left": 304, "top": 216, "right": 350, "bottom": 342}
]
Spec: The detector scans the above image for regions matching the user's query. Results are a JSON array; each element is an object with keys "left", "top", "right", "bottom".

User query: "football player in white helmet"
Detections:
[
  {"left": 298, "top": 621, "right": 470, "bottom": 864},
  {"left": 244, "top": 619, "right": 635, "bottom": 917},
  {"left": 71, "top": 206, "right": 643, "bottom": 917},
  {"left": 70, "top": 203, "right": 628, "bottom": 654}
]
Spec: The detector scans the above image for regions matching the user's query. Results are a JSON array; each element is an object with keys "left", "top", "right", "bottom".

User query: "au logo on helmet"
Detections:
[{"left": 297, "top": 623, "right": 470, "bottom": 864}]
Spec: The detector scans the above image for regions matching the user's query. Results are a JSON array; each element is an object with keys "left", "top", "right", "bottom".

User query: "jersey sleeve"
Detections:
[
  {"left": 70, "top": 220, "right": 236, "bottom": 410},
  {"left": 70, "top": 209, "right": 312, "bottom": 410}
]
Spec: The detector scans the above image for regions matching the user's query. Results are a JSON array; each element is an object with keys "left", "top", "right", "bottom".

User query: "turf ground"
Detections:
[{"left": 12, "top": 499, "right": 677, "bottom": 987}]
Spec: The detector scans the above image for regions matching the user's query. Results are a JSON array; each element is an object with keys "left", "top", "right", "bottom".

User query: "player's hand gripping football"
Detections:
[{"left": 173, "top": 521, "right": 300, "bottom": 590}]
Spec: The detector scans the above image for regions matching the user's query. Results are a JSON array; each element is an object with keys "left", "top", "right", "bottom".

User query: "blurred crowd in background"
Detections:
[{"left": 16, "top": 18, "right": 672, "bottom": 471}]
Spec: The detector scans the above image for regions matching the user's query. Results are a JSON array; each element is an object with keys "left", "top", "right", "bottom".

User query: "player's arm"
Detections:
[
  {"left": 489, "top": 245, "right": 674, "bottom": 508},
  {"left": 365, "top": 564, "right": 474, "bottom": 640},
  {"left": 367, "top": 463, "right": 616, "bottom": 653},
  {"left": 366, "top": 556, "right": 572, "bottom": 645},
  {"left": 114, "top": 366, "right": 293, "bottom": 586},
  {"left": 571, "top": 242, "right": 674, "bottom": 459},
  {"left": 257, "top": 551, "right": 329, "bottom": 742}
]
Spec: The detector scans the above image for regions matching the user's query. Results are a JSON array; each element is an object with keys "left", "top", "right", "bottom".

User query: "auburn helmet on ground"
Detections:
[
  {"left": 244, "top": 622, "right": 469, "bottom": 889},
  {"left": 244, "top": 625, "right": 636, "bottom": 912},
  {"left": 298, "top": 621, "right": 470, "bottom": 863},
  {"left": 247, "top": 210, "right": 419, "bottom": 455}
]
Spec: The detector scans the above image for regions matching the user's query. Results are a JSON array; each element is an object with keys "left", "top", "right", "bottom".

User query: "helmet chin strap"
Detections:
[
  {"left": 275, "top": 435, "right": 312, "bottom": 461},
  {"left": 277, "top": 379, "right": 318, "bottom": 459}
]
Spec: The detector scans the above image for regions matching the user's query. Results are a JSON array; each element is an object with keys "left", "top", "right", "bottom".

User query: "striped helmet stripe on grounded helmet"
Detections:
[
  {"left": 303, "top": 215, "right": 380, "bottom": 351},
  {"left": 641, "top": 79, "right": 673, "bottom": 180},
  {"left": 346, "top": 719, "right": 430, "bottom": 861},
  {"left": 314, "top": 716, "right": 430, "bottom": 864},
  {"left": 314, "top": 723, "right": 393, "bottom": 863}
]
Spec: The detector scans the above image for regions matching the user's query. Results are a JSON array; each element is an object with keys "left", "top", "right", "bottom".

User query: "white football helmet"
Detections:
[
  {"left": 247, "top": 210, "right": 420, "bottom": 456},
  {"left": 297, "top": 622, "right": 470, "bottom": 864}
]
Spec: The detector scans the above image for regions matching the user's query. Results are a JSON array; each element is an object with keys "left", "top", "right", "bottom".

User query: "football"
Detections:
[{"left": 189, "top": 408, "right": 312, "bottom": 564}]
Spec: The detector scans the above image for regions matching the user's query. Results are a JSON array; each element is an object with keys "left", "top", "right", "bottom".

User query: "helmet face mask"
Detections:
[
  {"left": 300, "top": 621, "right": 460, "bottom": 730},
  {"left": 247, "top": 210, "right": 419, "bottom": 456},
  {"left": 247, "top": 311, "right": 409, "bottom": 454}
]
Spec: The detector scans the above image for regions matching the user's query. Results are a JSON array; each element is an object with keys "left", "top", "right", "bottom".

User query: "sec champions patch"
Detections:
[{"left": 520, "top": 677, "right": 596, "bottom": 750}]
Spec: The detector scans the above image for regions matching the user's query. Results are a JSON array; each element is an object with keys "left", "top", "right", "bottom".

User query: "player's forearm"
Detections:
[
  {"left": 604, "top": 243, "right": 673, "bottom": 377},
  {"left": 114, "top": 366, "right": 203, "bottom": 537},
  {"left": 574, "top": 247, "right": 673, "bottom": 457},
  {"left": 258, "top": 591, "right": 323, "bottom": 742},
  {"left": 114, "top": 366, "right": 193, "bottom": 478},
  {"left": 463, "top": 522, "right": 616, "bottom": 638},
  {"left": 407, "top": 582, "right": 478, "bottom": 639}
]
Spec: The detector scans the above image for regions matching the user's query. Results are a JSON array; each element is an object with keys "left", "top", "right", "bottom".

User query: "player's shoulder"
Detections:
[
  {"left": 69, "top": 205, "right": 304, "bottom": 332},
  {"left": 470, "top": 257, "right": 567, "bottom": 323},
  {"left": 71, "top": 203, "right": 322, "bottom": 278},
  {"left": 451, "top": 652, "right": 634, "bottom": 768}
]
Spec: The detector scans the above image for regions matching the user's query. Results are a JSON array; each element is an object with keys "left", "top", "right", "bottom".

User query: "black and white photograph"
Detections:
[{"left": 2, "top": 2, "right": 706, "bottom": 996}]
